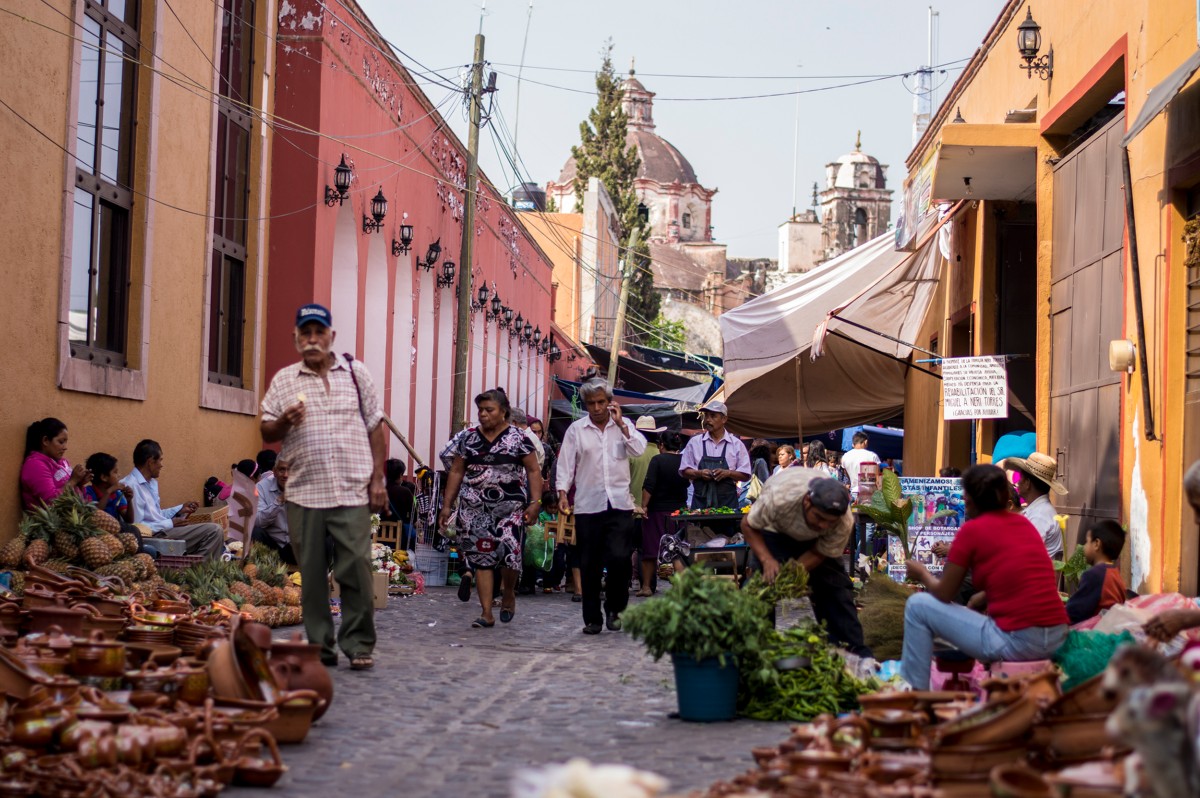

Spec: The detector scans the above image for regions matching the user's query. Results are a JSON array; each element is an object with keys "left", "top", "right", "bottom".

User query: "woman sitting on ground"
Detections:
[
  {"left": 899, "top": 464, "right": 1068, "bottom": 690},
  {"left": 20, "top": 418, "right": 89, "bottom": 510}
]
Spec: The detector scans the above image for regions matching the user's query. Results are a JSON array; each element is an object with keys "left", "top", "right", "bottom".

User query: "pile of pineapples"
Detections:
[
  {"left": 2, "top": 493, "right": 160, "bottom": 594},
  {"left": 164, "top": 544, "right": 302, "bottom": 628}
]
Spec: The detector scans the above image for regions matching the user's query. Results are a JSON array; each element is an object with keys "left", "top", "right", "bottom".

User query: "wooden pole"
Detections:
[{"left": 382, "top": 415, "right": 427, "bottom": 470}]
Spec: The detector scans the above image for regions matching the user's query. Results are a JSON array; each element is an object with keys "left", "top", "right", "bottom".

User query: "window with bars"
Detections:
[
  {"left": 69, "top": 0, "right": 140, "bottom": 366},
  {"left": 1186, "top": 186, "right": 1200, "bottom": 392},
  {"left": 208, "top": 0, "right": 255, "bottom": 387}
]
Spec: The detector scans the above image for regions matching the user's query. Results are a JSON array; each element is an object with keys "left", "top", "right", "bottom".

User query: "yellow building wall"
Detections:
[
  {"left": 0, "top": 0, "right": 274, "bottom": 538},
  {"left": 523, "top": 214, "right": 584, "bottom": 342},
  {"left": 902, "top": 0, "right": 1199, "bottom": 590}
]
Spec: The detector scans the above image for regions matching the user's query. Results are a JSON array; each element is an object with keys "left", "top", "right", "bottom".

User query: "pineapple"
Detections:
[
  {"left": 42, "top": 558, "right": 72, "bottom": 574},
  {"left": 9, "top": 571, "right": 25, "bottom": 596},
  {"left": 105, "top": 534, "right": 124, "bottom": 560},
  {"left": 23, "top": 524, "right": 51, "bottom": 567},
  {"left": 89, "top": 507, "right": 121, "bottom": 536},
  {"left": 54, "top": 494, "right": 93, "bottom": 561},
  {"left": 0, "top": 519, "right": 31, "bottom": 567},
  {"left": 282, "top": 586, "right": 301, "bottom": 607},
  {"left": 215, "top": 598, "right": 237, "bottom": 613},
  {"left": 242, "top": 561, "right": 259, "bottom": 580},
  {"left": 79, "top": 529, "right": 115, "bottom": 569},
  {"left": 251, "top": 580, "right": 275, "bottom": 606},
  {"left": 119, "top": 532, "right": 139, "bottom": 556},
  {"left": 134, "top": 553, "right": 156, "bottom": 579},
  {"left": 228, "top": 581, "right": 255, "bottom": 606}
]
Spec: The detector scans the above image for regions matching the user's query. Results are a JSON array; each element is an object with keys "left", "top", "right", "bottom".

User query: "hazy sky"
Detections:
[{"left": 355, "top": 1, "right": 1006, "bottom": 258}]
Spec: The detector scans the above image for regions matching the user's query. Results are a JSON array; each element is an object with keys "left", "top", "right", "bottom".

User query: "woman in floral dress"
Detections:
[{"left": 439, "top": 389, "right": 543, "bottom": 628}]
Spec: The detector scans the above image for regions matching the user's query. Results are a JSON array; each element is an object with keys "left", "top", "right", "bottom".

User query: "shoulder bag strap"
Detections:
[{"left": 342, "top": 353, "right": 369, "bottom": 429}]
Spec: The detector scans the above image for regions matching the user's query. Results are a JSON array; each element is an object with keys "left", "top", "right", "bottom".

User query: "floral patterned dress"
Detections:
[{"left": 449, "top": 425, "right": 534, "bottom": 570}]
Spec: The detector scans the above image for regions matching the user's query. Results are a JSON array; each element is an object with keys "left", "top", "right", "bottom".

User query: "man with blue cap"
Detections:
[{"left": 260, "top": 303, "right": 387, "bottom": 671}]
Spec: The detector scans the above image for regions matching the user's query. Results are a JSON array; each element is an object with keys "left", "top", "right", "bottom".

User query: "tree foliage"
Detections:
[
  {"left": 645, "top": 314, "right": 686, "bottom": 351},
  {"left": 570, "top": 42, "right": 660, "bottom": 341}
]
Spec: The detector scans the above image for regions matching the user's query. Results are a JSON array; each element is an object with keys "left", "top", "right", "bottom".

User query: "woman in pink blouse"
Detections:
[{"left": 20, "top": 418, "right": 89, "bottom": 510}]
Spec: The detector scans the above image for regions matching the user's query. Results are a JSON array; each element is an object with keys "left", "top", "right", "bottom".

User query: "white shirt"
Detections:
[
  {"left": 123, "top": 468, "right": 182, "bottom": 534},
  {"left": 555, "top": 414, "right": 647, "bottom": 514},
  {"left": 840, "top": 447, "right": 880, "bottom": 493},
  {"left": 256, "top": 472, "right": 288, "bottom": 545},
  {"left": 1023, "top": 494, "right": 1062, "bottom": 558},
  {"left": 522, "top": 427, "right": 545, "bottom": 469}
]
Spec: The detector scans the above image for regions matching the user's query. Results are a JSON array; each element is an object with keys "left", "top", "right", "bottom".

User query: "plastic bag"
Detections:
[{"left": 524, "top": 523, "right": 555, "bottom": 571}]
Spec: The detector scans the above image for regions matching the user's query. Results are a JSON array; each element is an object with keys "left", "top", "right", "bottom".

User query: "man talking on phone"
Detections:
[{"left": 556, "top": 379, "right": 648, "bottom": 635}]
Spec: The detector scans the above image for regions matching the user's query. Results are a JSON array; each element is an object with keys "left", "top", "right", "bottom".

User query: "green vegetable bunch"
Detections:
[
  {"left": 739, "top": 624, "right": 881, "bottom": 721},
  {"left": 743, "top": 560, "right": 810, "bottom": 606},
  {"left": 1054, "top": 544, "right": 1089, "bottom": 592},
  {"left": 853, "top": 469, "right": 956, "bottom": 561},
  {"left": 621, "top": 565, "right": 772, "bottom": 666}
]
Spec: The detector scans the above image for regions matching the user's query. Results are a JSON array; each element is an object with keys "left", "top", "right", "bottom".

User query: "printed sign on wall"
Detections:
[{"left": 941, "top": 356, "right": 1008, "bottom": 420}]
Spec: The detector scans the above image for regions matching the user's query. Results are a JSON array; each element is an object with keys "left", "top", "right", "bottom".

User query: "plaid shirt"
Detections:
[{"left": 261, "top": 354, "right": 383, "bottom": 509}]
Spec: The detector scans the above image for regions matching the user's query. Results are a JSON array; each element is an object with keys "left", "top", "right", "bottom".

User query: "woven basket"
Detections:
[
  {"left": 156, "top": 554, "right": 204, "bottom": 571},
  {"left": 187, "top": 503, "right": 229, "bottom": 534}
]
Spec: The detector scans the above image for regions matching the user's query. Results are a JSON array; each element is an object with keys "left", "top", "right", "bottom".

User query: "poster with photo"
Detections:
[{"left": 884, "top": 477, "right": 965, "bottom": 583}]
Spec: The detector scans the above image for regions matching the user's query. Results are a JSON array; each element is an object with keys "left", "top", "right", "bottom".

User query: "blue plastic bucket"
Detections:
[{"left": 671, "top": 653, "right": 738, "bottom": 722}]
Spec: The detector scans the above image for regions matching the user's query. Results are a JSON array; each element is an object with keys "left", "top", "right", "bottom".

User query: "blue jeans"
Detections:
[{"left": 900, "top": 592, "right": 1068, "bottom": 689}]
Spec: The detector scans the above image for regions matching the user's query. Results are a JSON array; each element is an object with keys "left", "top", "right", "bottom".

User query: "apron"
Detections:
[{"left": 690, "top": 439, "right": 739, "bottom": 510}]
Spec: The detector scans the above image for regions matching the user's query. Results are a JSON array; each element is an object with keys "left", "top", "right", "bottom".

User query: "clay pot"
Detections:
[
  {"left": 861, "top": 759, "right": 926, "bottom": 785},
  {"left": 751, "top": 747, "right": 778, "bottom": 768},
  {"left": 786, "top": 747, "right": 856, "bottom": 776},
  {"left": 124, "top": 642, "right": 182, "bottom": 668},
  {"left": 74, "top": 604, "right": 125, "bottom": 640},
  {"left": 128, "top": 603, "right": 178, "bottom": 628},
  {"left": 261, "top": 689, "right": 323, "bottom": 744},
  {"left": 990, "top": 764, "right": 1053, "bottom": 797},
  {"left": 26, "top": 604, "right": 87, "bottom": 637},
  {"left": 75, "top": 732, "right": 117, "bottom": 770},
  {"left": 124, "top": 662, "right": 175, "bottom": 694},
  {"left": 206, "top": 640, "right": 255, "bottom": 701},
  {"left": 69, "top": 630, "right": 126, "bottom": 679},
  {"left": 151, "top": 599, "right": 192, "bottom": 615},
  {"left": 1042, "top": 761, "right": 1124, "bottom": 797},
  {"left": 929, "top": 741, "right": 1027, "bottom": 777},
  {"left": 983, "top": 668, "right": 1060, "bottom": 706},
  {"left": 171, "top": 658, "right": 211, "bottom": 705},
  {"left": 935, "top": 694, "right": 1041, "bottom": 747},
  {"left": 1030, "top": 713, "right": 1117, "bottom": 762},
  {"left": 231, "top": 729, "right": 287, "bottom": 788},
  {"left": 78, "top": 592, "right": 126, "bottom": 618},
  {"left": 0, "top": 646, "right": 50, "bottom": 699},
  {"left": 1043, "top": 674, "right": 1118, "bottom": 718},
  {"left": 862, "top": 709, "right": 926, "bottom": 740},
  {"left": 58, "top": 718, "right": 114, "bottom": 750},
  {"left": 232, "top": 620, "right": 280, "bottom": 703},
  {"left": 270, "top": 634, "right": 334, "bottom": 720}
]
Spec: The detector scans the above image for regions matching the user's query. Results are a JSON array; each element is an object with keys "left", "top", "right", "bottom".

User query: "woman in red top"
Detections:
[{"left": 899, "top": 464, "right": 1069, "bottom": 690}]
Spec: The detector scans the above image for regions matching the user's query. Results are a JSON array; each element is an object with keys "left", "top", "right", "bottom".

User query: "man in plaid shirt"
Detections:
[{"left": 261, "top": 303, "right": 388, "bottom": 671}]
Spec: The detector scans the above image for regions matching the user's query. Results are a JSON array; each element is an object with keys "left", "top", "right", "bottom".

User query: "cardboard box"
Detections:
[
  {"left": 142, "top": 538, "right": 187, "bottom": 556},
  {"left": 329, "top": 571, "right": 388, "bottom": 610}
]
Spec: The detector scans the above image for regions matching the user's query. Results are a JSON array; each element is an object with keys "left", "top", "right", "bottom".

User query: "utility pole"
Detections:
[
  {"left": 607, "top": 227, "right": 642, "bottom": 386},
  {"left": 451, "top": 33, "right": 485, "bottom": 432}
]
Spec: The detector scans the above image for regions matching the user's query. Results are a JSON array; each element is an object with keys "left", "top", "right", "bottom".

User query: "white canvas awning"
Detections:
[
  {"left": 719, "top": 214, "right": 950, "bottom": 438},
  {"left": 1122, "top": 48, "right": 1200, "bottom": 147}
]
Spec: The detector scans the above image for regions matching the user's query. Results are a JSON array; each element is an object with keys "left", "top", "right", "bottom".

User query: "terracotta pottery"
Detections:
[
  {"left": 78, "top": 592, "right": 126, "bottom": 618},
  {"left": 69, "top": 630, "right": 126, "bottom": 679},
  {"left": 983, "top": 668, "right": 1060, "bottom": 706},
  {"left": 862, "top": 709, "right": 926, "bottom": 740},
  {"left": 930, "top": 777, "right": 994, "bottom": 798},
  {"left": 1043, "top": 674, "right": 1118, "bottom": 718},
  {"left": 26, "top": 604, "right": 88, "bottom": 637},
  {"left": 206, "top": 640, "right": 255, "bottom": 701},
  {"left": 934, "top": 694, "right": 1042, "bottom": 747},
  {"left": 74, "top": 604, "right": 126, "bottom": 640},
  {"left": 786, "top": 747, "right": 856, "bottom": 776},
  {"left": 751, "top": 747, "right": 778, "bottom": 767},
  {"left": 270, "top": 634, "right": 334, "bottom": 720},
  {"left": 0, "top": 645, "right": 51, "bottom": 699},
  {"left": 231, "top": 729, "right": 287, "bottom": 788},
  {"left": 261, "top": 689, "right": 323, "bottom": 744},
  {"left": 232, "top": 619, "right": 280, "bottom": 703},
  {"left": 123, "top": 662, "right": 175, "bottom": 694},
  {"left": 1042, "top": 761, "right": 1124, "bottom": 798},
  {"left": 123, "top": 642, "right": 182, "bottom": 668},
  {"left": 1031, "top": 713, "right": 1119, "bottom": 762},
  {"left": 170, "top": 658, "right": 211, "bottom": 705},
  {"left": 990, "top": 764, "right": 1053, "bottom": 797},
  {"left": 75, "top": 732, "right": 118, "bottom": 770},
  {"left": 929, "top": 741, "right": 1027, "bottom": 777}
]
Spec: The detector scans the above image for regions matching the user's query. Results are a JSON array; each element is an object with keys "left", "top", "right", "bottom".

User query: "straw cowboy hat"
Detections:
[
  {"left": 634, "top": 415, "right": 666, "bottom": 433},
  {"left": 1003, "top": 452, "right": 1068, "bottom": 495}
]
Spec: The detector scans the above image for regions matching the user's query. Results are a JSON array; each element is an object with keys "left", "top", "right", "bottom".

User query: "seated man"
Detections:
[
  {"left": 1065, "top": 519, "right": 1127, "bottom": 625},
  {"left": 123, "top": 439, "right": 223, "bottom": 560},
  {"left": 901, "top": 465, "right": 1068, "bottom": 690},
  {"left": 254, "top": 457, "right": 295, "bottom": 564},
  {"left": 741, "top": 469, "right": 872, "bottom": 658}
]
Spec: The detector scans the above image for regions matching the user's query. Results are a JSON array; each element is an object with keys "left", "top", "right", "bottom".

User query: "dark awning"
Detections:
[{"left": 1122, "top": 48, "right": 1200, "bottom": 146}]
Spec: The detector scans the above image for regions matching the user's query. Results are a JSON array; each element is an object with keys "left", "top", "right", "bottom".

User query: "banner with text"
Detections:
[
  {"left": 941, "top": 356, "right": 1008, "bottom": 420},
  {"left": 884, "top": 477, "right": 965, "bottom": 583}
]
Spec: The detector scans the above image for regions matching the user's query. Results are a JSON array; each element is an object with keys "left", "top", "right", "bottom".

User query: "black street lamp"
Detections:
[
  {"left": 362, "top": 189, "right": 387, "bottom": 233},
  {"left": 489, "top": 292, "right": 503, "bottom": 321},
  {"left": 324, "top": 154, "right": 352, "bottom": 206},
  {"left": 1017, "top": 8, "right": 1053, "bottom": 80},
  {"left": 417, "top": 239, "right": 442, "bottom": 271},
  {"left": 437, "top": 260, "right": 456, "bottom": 288},
  {"left": 391, "top": 220, "right": 414, "bottom": 256}
]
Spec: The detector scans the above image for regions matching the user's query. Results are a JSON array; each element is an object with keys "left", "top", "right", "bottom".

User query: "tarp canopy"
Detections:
[
  {"left": 631, "top": 344, "right": 722, "bottom": 373},
  {"left": 841, "top": 426, "right": 904, "bottom": 461},
  {"left": 719, "top": 214, "right": 948, "bottom": 438},
  {"left": 1122, "top": 48, "right": 1200, "bottom": 147},
  {"left": 583, "top": 344, "right": 704, "bottom": 393}
]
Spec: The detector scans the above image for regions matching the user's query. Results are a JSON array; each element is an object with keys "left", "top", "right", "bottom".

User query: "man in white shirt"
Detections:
[
  {"left": 123, "top": 439, "right": 224, "bottom": 560},
  {"left": 556, "top": 379, "right": 648, "bottom": 635},
  {"left": 1004, "top": 452, "right": 1066, "bottom": 559},
  {"left": 840, "top": 430, "right": 880, "bottom": 562}
]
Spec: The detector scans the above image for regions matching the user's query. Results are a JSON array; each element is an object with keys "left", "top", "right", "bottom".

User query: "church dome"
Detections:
[
  {"left": 829, "top": 134, "right": 886, "bottom": 190},
  {"left": 556, "top": 69, "right": 702, "bottom": 188}
]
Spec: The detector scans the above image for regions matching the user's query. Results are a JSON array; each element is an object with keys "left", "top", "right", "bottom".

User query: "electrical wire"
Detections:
[{"left": 481, "top": 60, "right": 971, "bottom": 80}]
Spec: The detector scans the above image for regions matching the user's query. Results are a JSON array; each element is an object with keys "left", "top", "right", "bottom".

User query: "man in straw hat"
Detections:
[{"left": 1003, "top": 452, "right": 1067, "bottom": 560}]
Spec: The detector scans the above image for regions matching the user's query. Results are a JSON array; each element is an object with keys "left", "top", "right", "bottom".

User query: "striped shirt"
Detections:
[{"left": 261, "top": 354, "right": 383, "bottom": 509}]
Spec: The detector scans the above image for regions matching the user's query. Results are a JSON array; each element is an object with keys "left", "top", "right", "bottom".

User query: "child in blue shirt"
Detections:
[{"left": 83, "top": 452, "right": 134, "bottom": 524}]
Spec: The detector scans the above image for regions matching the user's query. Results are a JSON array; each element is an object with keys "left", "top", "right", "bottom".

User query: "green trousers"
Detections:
[{"left": 285, "top": 503, "right": 376, "bottom": 660}]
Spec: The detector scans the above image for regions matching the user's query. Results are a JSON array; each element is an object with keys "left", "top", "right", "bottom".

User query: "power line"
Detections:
[{"left": 483, "top": 59, "right": 971, "bottom": 81}]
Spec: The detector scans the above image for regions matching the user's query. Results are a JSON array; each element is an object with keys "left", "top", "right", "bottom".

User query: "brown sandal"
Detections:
[{"left": 349, "top": 654, "right": 374, "bottom": 670}]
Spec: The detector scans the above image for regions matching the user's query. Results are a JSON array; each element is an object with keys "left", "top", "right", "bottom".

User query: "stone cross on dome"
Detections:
[{"left": 855, "top": 130, "right": 862, "bottom": 150}]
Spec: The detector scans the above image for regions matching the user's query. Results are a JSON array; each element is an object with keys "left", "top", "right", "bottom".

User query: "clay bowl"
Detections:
[
  {"left": 934, "top": 694, "right": 1041, "bottom": 747},
  {"left": 861, "top": 760, "right": 926, "bottom": 785},
  {"left": 206, "top": 640, "right": 256, "bottom": 701},
  {"left": 26, "top": 605, "right": 87, "bottom": 637},
  {"left": 930, "top": 777, "right": 993, "bottom": 798},
  {"left": 751, "top": 747, "right": 778, "bottom": 768},
  {"left": 1031, "top": 713, "right": 1118, "bottom": 762},
  {"left": 786, "top": 747, "right": 856, "bottom": 776},
  {"left": 990, "top": 764, "right": 1053, "bottom": 797},
  {"left": 862, "top": 708, "right": 926, "bottom": 740},
  {"left": 0, "top": 645, "right": 52, "bottom": 699},
  {"left": 124, "top": 642, "right": 182, "bottom": 668},
  {"left": 929, "top": 741, "right": 1027, "bottom": 778},
  {"left": 1043, "top": 674, "right": 1118, "bottom": 718},
  {"left": 983, "top": 668, "right": 1061, "bottom": 706},
  {"left": 1042, "top": 761, "right": 1124, "bottom": 798}
]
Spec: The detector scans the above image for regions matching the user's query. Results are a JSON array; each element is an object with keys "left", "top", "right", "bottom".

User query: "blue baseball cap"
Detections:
[{"left": 296, "top": 303, "right": 332, "bottom": 329}]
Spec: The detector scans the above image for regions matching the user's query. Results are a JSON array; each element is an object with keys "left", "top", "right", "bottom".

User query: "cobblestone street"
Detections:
[{"left": 226, "top": 587, "right": 789, "bottom": 797}]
